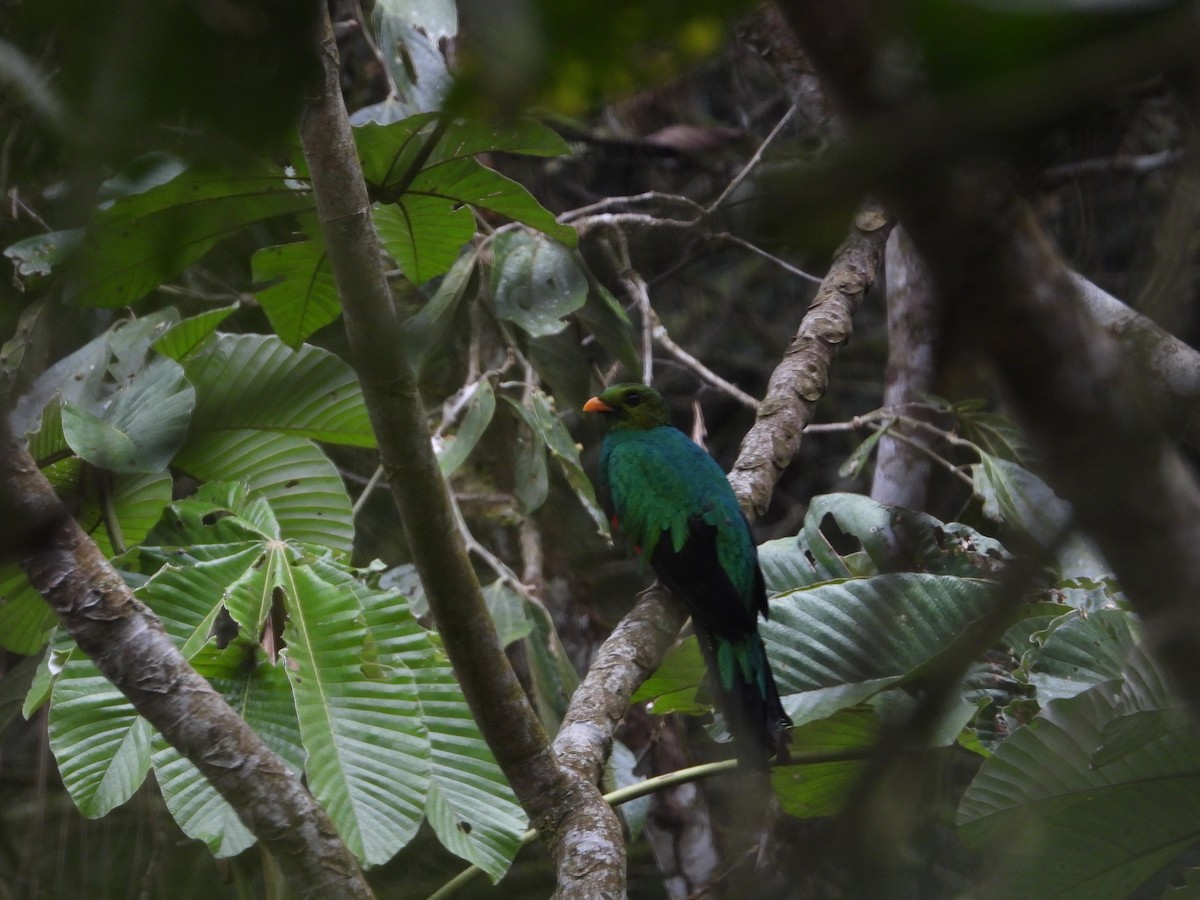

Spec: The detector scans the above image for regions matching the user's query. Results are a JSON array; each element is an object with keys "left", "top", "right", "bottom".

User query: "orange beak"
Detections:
[{"left": 583, "top": 396, "right": 613, "bottom": 413}]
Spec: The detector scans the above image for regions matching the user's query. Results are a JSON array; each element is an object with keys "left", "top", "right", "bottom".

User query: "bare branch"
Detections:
[
  {"left": 730, "top": 203, "right": 894, "bottom": 516},
  {"left": 870, "top": 226, "right": 938, "bottom": 509}
]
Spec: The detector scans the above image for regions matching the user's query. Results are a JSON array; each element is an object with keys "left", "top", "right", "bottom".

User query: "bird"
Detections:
[{"left": 583, "top": 382, "right": 792, "bottom": 770}]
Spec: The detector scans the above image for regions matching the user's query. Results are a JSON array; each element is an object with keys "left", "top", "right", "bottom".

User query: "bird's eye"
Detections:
[{"left": 626, "top": 393, "right": 642, "bottom": 407}]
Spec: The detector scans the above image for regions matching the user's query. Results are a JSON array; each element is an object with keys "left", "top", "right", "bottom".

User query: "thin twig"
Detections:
[
  {"left": 704, "top": 104, "right": 797, "bottom": 217},
  {"left": 649, "top": 308, "right": 761, "bottom": 410}
]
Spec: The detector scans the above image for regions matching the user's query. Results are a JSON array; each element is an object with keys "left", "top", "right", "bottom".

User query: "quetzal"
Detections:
[{"left": 583, "top": 383, "right": 792, "bottom": 770}]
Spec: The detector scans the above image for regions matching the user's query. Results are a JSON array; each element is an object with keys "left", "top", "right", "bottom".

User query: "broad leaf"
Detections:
[
  {"left": 150, "top": 304, "right": 238, "bottom": 361},
  {"left": 48, "top": 657, "right": 151, "bottom": 817},
  {"left": 401, "top": 248, "right": 478, "bottom": 373},
  {"left": 375, "top": 197, "right": 474, "bottom": 284},
  {"left": 959, "top": 649, "right": 1200, "bottom": 899},
  {"left": 973, "top": 454, "right": 1071, "bottom": 546},
  {"left": 173, "top": 431, "right": 354, "bottom": 554},
  {"left": 491, "top": 230, "right": 588, "bottom": 336},
  {"left": 765, "top": 574, "right": 1002, "bottom": 725},
  {"left": 771, "top": 707, "right": 877, "bottom": 819},
  {"left": 252, "top": 240, "right": 341, "bottom": 348},
  {"left": 504, "top": 389, "right": 607, "bottom": 535},
  {"left": 61, "top": 355, "right": 195, "bottom": 473},
  {"left": 282, "top": 563, "right": 431, "bottom": 866},
  {"left": 66, "top": 163, "right": 311, "bottom": 308},
  {"left": 150, "top": 735, "right": 256, "bottom": 858},
  {"left": 183, "top": 333, "right": 374, "bottom": 446},
  {"left": 0, "top": 563, "right": 58, "bottom": 654},
  {"left": 76, "top": 471, "right": 174, "bottom": 557}
]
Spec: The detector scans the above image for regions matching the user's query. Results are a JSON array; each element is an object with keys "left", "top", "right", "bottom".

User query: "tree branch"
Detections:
[
  {"left": 0, "top": 419, "right": 373, "bottom": 900},
  {"left": 869, "top": 225, "right": 938, "bottom": 509},
  {"left": 298, "top": 12, "right": 624, "bottom": 898},
  {"left": 729, "top": 203, "right": 894, "bottom": 515}
]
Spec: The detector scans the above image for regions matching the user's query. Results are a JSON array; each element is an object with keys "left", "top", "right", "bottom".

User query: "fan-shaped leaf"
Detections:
[
  {"left": 282, "top": 563, "right": 431, "bottom": 866},
  {"left": 173, "top": 430, "right": 353, "bottom": 554}
]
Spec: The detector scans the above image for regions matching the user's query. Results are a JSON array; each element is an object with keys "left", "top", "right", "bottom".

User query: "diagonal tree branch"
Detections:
[
  {"left": 297, "top": 12, "right": 624, "bottom": 898},
  {"left": 729, "top": 203, "right": 893, "bottom": 516},
  {"left": 0, "top": 417, "right": 374, "bottom": 900}
]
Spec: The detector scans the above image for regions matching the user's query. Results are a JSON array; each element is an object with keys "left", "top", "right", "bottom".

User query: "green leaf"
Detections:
[
  {"left": 4, "top": 228, "right": 82, "bottom": 278},
  {"left": 482, "top": 580, "right": 535, "bottom": 648},
  {"left": 0, "top": 654, "right": 40, "bottom": 735},
  {"left": 66, "top": 162, "right": 311, "bottom": 308},
  {"left": 401, "top": 248, "right": 478, "bottom": 373},
  {"left": 0, "top": 563, "right": 58, "bottom": 654},
  {"left": 765, "top": 574, "right": 1002, "bottom": 726},
  {"left": 412, "top": 159, "right": 576, "bottom": 244},
  {"left": 48, "top": 657, "right": 151, "bottom": 817},
  {"left": 437, "top": 379, "right": 496, "bottom": 477},
  {"left": 973, "top": 454, "right": 1071, "bottom": 546},
  {"left": 76, "top": 471, "right": 174, "bottom": 557},
  {"left": 61, "top": 356, "right": 195, "bottom": 473},
  {"left": 173, "top": 431, "right": 354, "bottom": 555},
  {"left": 575, "top": 275, "right": 639, "bottom": 375},
  {"left": 959, "top": 649, "right": 1200, "bottom": 899},
  {"left": 631, "top": 638, "right": 711, "bottom": 715},
  {"left": 491, "top": 231, "right": 588, "bottom": 337},
  {"left": 421, "top": 628, "right": 528, "bottom": 880},
  {"left": 355, "top": 114, "right": 569, "bottom": 189},
  {"left": 252, "top": 240, "right": 341, "bottom": 348},
  {"left": 772, "top": 707, "right": 877, "bottom": 819},
  {"left": 282, "top": 563, "right": 431, "bottom": 866},
  {"left": 504, "top": 390, "right": 607, "bottom": 535},
  {"left": 1026, "top": 608, "right": 1136, "bottom": 704},
  {"left": 183, "top": 333, "right": 375, "bottom": 446},
  {"left": 375, "top": 197, "right": 475, "bottom": 284},
  {"left": 150, "top": 734, "right": 257, "bottom": 858},
  {"left": 150, "top": 304, "right": 238, "bottom": 361},
  {"left": 150, "top": 641, "right": 303, "bottom": 858}
]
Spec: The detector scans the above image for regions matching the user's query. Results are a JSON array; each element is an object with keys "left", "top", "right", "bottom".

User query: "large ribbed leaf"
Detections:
[
  {"left": 375, "top": 196, "right": 474, "bottom": 284},
  {"left": 959, "top": 649, "right": 1200, "bottom": 899},
  {"left": 1027, "top": 607, "right": 1136, "bottom": 704},
  {"left": 173, "top": 430, "right": 353, "bottom": 554},
  {"left": 182, "top": 333, "right": 374, "bottom": 446},
  {"left": 150, "top": 304, "right": 237, "bottom": 361},
  {"left": 47, "top": 657, "right": 151, "bottom": 817},
  {"left": 771, "top": 707, "right": 876, "bottom": 819},
  {"left": 281, "top": 562, "right": 431, "bottom": 866},
  {"left": 764, "top": 574, "right": 1000, "bottom": 726},
  {"left": 151, "top": 736, "right": 256, "bottom": 858}
]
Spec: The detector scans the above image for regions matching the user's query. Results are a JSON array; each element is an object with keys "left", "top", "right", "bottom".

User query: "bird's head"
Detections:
[{"left": 583, "top": 383, "right": 672, "bottom": 430}]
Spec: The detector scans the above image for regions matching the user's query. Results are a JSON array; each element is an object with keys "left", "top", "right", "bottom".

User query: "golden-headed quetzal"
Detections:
[{"left": 583, "top": 383, "right": 792, "bottom": 770}]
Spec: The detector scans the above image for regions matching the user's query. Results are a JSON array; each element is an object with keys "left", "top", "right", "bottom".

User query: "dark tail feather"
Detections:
[{"left": 705, "top": 632, "right": 792, "bottom": 772}]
